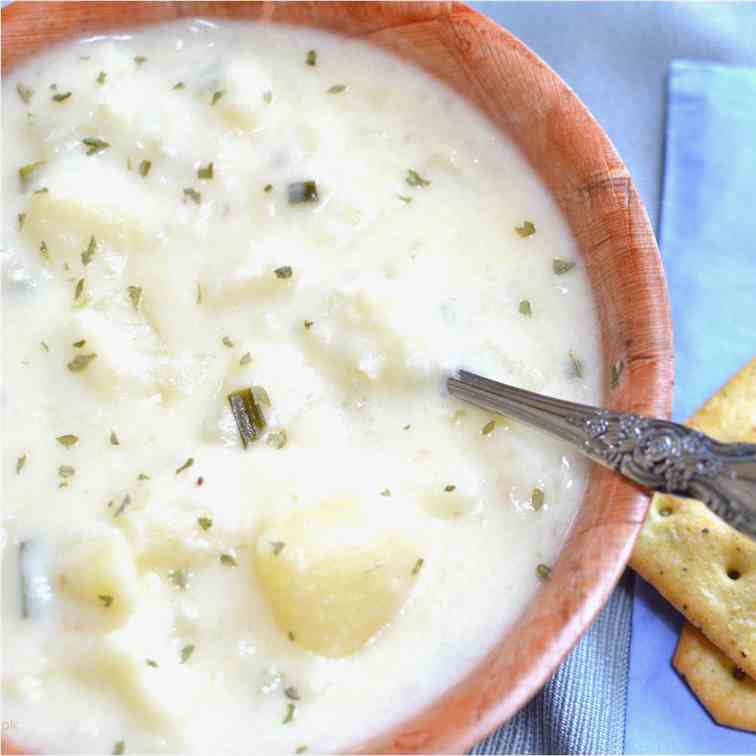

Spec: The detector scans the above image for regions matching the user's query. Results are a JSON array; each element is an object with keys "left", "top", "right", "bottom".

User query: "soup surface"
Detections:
[{"left": 1, "top": 19, "right": 602, "bottom": 754}]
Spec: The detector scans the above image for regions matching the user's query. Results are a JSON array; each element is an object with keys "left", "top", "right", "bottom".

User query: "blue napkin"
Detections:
[{"left": 626, "top": 60, "right": 756, "bottom": 754}]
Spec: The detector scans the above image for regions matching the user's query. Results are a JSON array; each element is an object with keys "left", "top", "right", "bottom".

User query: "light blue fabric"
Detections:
[{"left": 627, "top": 60, "right": 756, "bottom": 755}]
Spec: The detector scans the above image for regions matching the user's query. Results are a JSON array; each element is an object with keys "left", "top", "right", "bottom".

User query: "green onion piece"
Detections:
[
  {"left": 146, "top": 659, "right": 159, "bottom": 667},
  {"left": 266, "top": 430, "right": 288, "bottom": 449},
  {"left": 228, "top": 388, "right": 267, "bottom": 448},
  {"left": 220, "top": 553, "right": 237, "bottom": 567},
  {"left": 284, "top": 686, "right": 300, "bottom": 701},
  {"left": 412, "top": 558, "right": 424, "bottom": 576},
  {"left": 16, "top": 82, "right": 33, "bottom": 103},
  {"left": 127, "top": 286, "right": 142, "bottom": 310},
  {"left": 569, "top": 350, "right": 584, "bottom": 379},
  {"left": 96, "top": 71, "right": 107, "bottom": 85},
  {"left": 327, "top": 84, "right": 346, "bottom": 94},
  {"left": 222, "top": 336, "right": 234, "bottom": 348},
  {"left": 180, "top": 644, "right": 194, "bottom": 663},
  {"left": 56, "top": 434, "right": 79, "bottom": 448},
  {"left": 113, "top": 493, "right": 130, "bottom": 517},
  {"left": 82, "top": 137, "right": 110, "bottom": 155},
  {"left": 134, "top": 56, "right": 147, "bottom": 65},
  {"left": 536, "top": 563, "right": 552, "bottom": 581},
  {"left": 173, "top": 81, "right": 185, "bottom": 90},
  {"left": 380, "top": 489, "right": 391, "bottom": 497},
  {"left": 519, "top": 299, "right": 532, "bottom": 317},
  {"left": 196, "top": 283, "right": 203, "bottom": 305},
  {"left": 531, "top": 487, "right": 545, "bottom": 511},
  {"left": 113, "top": 740, "right": 125, "bottom": 755},
  {"left": 444, "top": 484, "right": 456, "bottom": 492},
  {"left": 19, "top": 161, "right": 46, "bottom": 182},
  {"left": 16, "top": 455, "right": 27, "bottom": 474},
  {"left": 262, "top": 90, "right": 272, "bottom": 104},
  {"left": 271, "top": 541, "right": 286, "bottom": 556},
  {"left": 197, "top": 517, "right": 212, "bottom": 531},
  {"left": 288, "top": 631, "right": 295, "bottom": 641},
  {"left": 211, "top": 90, "right": 225, "bottom": 105},
  {"left": 197, "top": 162, "right": 214, "bottom": 180},
  {"left": 58, "top": 465, "right": 75, "bottom": 478},
  {"left": 74, "top": 278, "right": 85, "bottom": 301},
  {"left": 139, "top": 160, "right": 151, "bottom": 177},
  {"left": 305, "top": 50, "right": 317, "bottom": 66},
  {"left": 183, "top": 187, "right": 201, "bottom": 204},
  {"left": 81, "top": 235, "right": 97, "bottom": 265},
  {"left": 52, "top": 91, "right": 72, "bottom": 102},
  {"left": 169, "top": 567, "right": 189, "bottom": 590},
  {"left": 515, "top": 220, "right": 536, "bottom": 238},
  {"left": 406, "top": 169, "right": 431, "bottom": 187},
  {"left": 18, "top": 213, "right": 26, "bottom": 230},
  {"left": 553, "top": 258, "right": 576, "bottom": 275},
  {"left": 67, "top": 353, "right": 97, "bottom": 372},
  {"left": 397, "top": 195, "right": 412, "bottom": 204},
  {"left": 304, "top": 320, "right": 314, "bottom": 329},
  {"left": 110, "top": 430, "right": 120, "bottom": 446},
  {"left": 481, "top": 419, "right": 496, "bottom": 436},
  {"left": 288, "top": 180, "right": 318, "bottom": 204},
  {"left": 240, "top": 352, "right": 252, "bottom": 366},
  {"left": 41, "top": 342, "right": 50, "bottom": 352},
  {"left": 176, "top": 457, "right": 194, "bottom": 475},
  {"left": 98, "top": 594, "right": 114, "bottom": 608},
  {"left": 264, "top": 183, "right": 273, "bottom": 193},
  {"left": 611, "top": 360, "right": 624, "bottom": 389},
  {"left": 274, "top": 266, "right": 293, "bottom": 279},
  {"left": 283, "top": 703, "right": 296, "bottom": 724},
  {"left": 137, "top": 473, "right": 150, "bottom": 481}
]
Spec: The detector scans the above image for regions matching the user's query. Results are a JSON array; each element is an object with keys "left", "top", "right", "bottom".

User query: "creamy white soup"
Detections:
[{"left": 1, "top": 19, "right": 602, "bottom": 755}]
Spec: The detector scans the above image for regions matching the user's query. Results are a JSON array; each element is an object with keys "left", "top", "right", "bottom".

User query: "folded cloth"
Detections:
[
  {"left": 627, "top": 60, "right": 756, "bottom": 755},
  {"left": 472, "top": 573, "right": 632, "bottom": 755}
]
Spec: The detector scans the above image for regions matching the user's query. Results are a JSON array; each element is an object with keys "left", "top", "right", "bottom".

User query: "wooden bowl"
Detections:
[{"left": 2, "top": 2, "right": 674, "bottom": 753}]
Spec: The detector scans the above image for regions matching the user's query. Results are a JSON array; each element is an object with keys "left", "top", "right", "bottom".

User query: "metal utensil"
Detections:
[{"left": 448, "top": 370, "right": 756, "bottom": 538}]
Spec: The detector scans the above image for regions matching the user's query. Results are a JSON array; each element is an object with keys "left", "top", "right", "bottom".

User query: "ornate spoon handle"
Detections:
[{"left": 447, "top": 370, "right": 756, "bottom": 539}]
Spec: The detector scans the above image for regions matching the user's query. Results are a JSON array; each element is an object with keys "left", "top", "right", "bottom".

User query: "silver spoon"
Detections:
[{"left": 448, "top": 370, "right": 756, "bottom": 539}]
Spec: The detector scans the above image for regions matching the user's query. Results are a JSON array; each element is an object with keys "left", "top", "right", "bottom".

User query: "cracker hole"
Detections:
[
  {"left": 726, "top": 568, "right": 741, "bottom": 581},
  {"left": 733, "top": 666, "right": 746, "bottom": 681},
  {"left": 658, "top": 506, "right": 673, "bottom": 517}
]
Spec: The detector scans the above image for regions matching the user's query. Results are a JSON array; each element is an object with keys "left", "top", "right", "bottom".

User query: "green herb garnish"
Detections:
[
  {"left": 266, "top": 430, "right": 288, "bottom": 450},
  {"left": 296, "top": 747, "right": 308, "bottom": 754},
  {"left": 196, "top": 283, "right": 203, "bottom": 305},
  {"left": 19, "top": 160, "right": 46, "bottom": 182},
  {"left": 220, "top": 553, "right": 237, "bottom": 567},
  {"left": 74, "top": 339, "right": 87, "bottom": 348},
  {"left": 284, "top": 686, "right": 300, "bottom": 700},
  {"left": 173, "top": 81, "right": 185, "bottom": 90},
  {"left": 262, "top": 90, "right": 272, "bottom": 104},
  {"left": 33, "top": 187, "right": 48, "bottom": 195},
  {"left": 264, "top": 183, "right": 273, "bottom": 192},
  {"left": 18, "top": 213, "right": 26, "bottom": 230},
  {"left": 57, "top": 434, "right": 79, "bottom": 448},
  {"left": 283, "top": 703, "right": 296, "bottom": 724},
  {"left": 197, "top": 517, "right": 212, "bottom": 531},
  {"left": 176, "top": 457, "right": 194, "bottom": 475},
  {"left": 569, "top": 350, "right": 584, "bottom": 379},
  {"left": 16, "top": 82, "right": 33, "bottom": 103},
  {"left": 113, "top": 493, "right": 131, "bottom": 517},
  {"left": 304, "top": 320, "right": 314, "bottom": 329},
  {"left": 444, "top": 484, "right": 456, "bottom": 492},
  {"left": 137, "top": 473, "right": 150, "bottom": 481},
  {"left": 271, "top": 541, "right": 286, "bottom": 556},
  {"left": 228, "top": 388, "right": 267, "bottom": 448},
  {"left": 327, "top": 84, "right": 346, "bottom": 94},
  {"left": 16, "top": 455, "right": 27, "bottom": 474},
  {"left": 98, "top": 594, "right": 114, "bottom": 608},
  {"left": 536, "top": 563, "right": 551, "bottom": 581},
  {"left": 553, "top": 258, "right": 576, "bottom": 275},
  {"left": 113, "top": 741, "right": 125, "bottom": 755},
  {"left": 183, "top": 187, "right": 201, "bottom": 204},
  {"left": 67, "top": 353, "right": 97, "bottom": 372},
  {"left": 274, "top": 266, "right": 293, "bottom": 279},
  {"left": 397, "top": 195, "right": 413, "bottom": 204},
  {"left": 58, "top": 464, "right": 75, "bottom": 478},
  {"left": 481, "top": 419, "right": 496, "bottom": 436},
  {"left": 211, "top": 90, "right": 225, "bottom": 105},
  {"left": 74, "top": 278, "right": 85, "bottom": 301},
  {"left": 305, "top": 50, "right": 317, "bottom": 66},
  {"left": 134, "top": 56, "right": 147, "bottom": 65},
  {"left": 52, "top": 91, "right": 72, "bottom": 102},
  {"left": 519, "top": 299, "right": 532, "bottom": 317},
  {"left": 41, "top": 342, "right": 50, "bottom": 352},
  {"left": 515, "top": 220, "right": 536, "bottom": 238},
  {"left": 531, "top": 487, "right": 545, "bottom": 511},
  {"left": 96, "top": 71, "right": 107, "bottom": 85},
  {"left": 412, "top": 558, "right": 424, "bottom": 576},
  {"left": 82, "top": 137, "right": 110, "bottom": 155},
  {"left": 380, "top": 489, "right": 391, "bottom": 497},
  {"left": 146, "top": 659, "right": 159, "bottom": 668},
  {"left": 40, "top": 241, "right": 50, "bottom": 262},
  {"left": 125, "top": 286, "right": 142, "bottom": 310},
  {"left": 288, "top": 180, "right": 318, "bottom": 204},
  {"left": 240, "top": 352, "right": 252, "bottom": 366},
  {"left": 406, "top": 169, "right": 431, "bottom": 187},
  {"left": 82, "top": 235, "right": 97, "bottom": 265},
  {"left": 169, "top": 567, "right": 189, "bottom": 590},
  {"left": 139, "top": 160, "right": 151, "bottom": 177},
  {"left": 197, "top": 162, "right": 214, "bottom": 180},
  {"left": 222, "top": 336, "right": 234, "bottom": 348},
  {"left": 288, "top": 631, "right": 295, "bottom": 641},
  {"left": 611, "top": 360, "right": 624, "bottom": 389},
  {"left": 110, "top": 430, "right": 120, "bottom": 446},
  {"left": 180, "top": 644, "right": 195, "bottom": 663}
]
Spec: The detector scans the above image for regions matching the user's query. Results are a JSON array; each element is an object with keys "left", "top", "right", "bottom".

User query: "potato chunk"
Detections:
[
  {"left": 255, "top": 501, "right": 420, "bottom": 657},
  {"left": 57, "top": 526, "right": 138, "bottom": 628}
]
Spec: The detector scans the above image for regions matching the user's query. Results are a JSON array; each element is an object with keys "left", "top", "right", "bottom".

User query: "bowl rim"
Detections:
[{"left": 2, "top": 2, "right": 674, "bottom": 754}]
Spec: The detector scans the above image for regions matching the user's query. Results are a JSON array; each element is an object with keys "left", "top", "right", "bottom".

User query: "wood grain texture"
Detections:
[{"left": 2, "top": 2, "right": 674, "bottom": 754}]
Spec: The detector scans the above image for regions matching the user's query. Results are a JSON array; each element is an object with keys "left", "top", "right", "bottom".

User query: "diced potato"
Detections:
[
  {"left": 255, "top": 500, "right": 420, "bottom": 657},
  {"left": 421, "top": 488, "right": 479, "bottom": 520},
  {"left": 57, "top": 526, "right": 138, "bottom": 628}
]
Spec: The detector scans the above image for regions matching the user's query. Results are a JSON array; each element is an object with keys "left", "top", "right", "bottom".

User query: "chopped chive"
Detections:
[
  {"left": 531, "top": 487, "right": 545, "bottom": 511},
  {"left": 139, "top": 160, "right": 151, "bottom": 177},
  {"left": 569, "top": 350, "right": 584, "bottom": 379},
  {"left": 113, "top": 493, "right": 130, "bottom": 517},
  {"left": 16, "top": 82, "right": 33, "bottom": 103},
  {"left": 82, "top": 137, "right": 110, "bottom": 155},
  {"left": 228, "top": 388, "right": 266, "bottom": 448},
  {"left": 288, "top": 180, "right": 318, "bottom": 204},
  {"left": 81, "top": 235, "right": 97, "bottom": 266},
  {"left": 127, "top": 285, "right": 142, "bottom": 310},
  {"left": 197, "top": 516, "right": 212, "bottom": 531},
  {"left": 481, "top": 419, "right": 496, "bottom": 436},
  {"left": 412, "top": 558, "right": 424, "bottom": 576},
  {"left": 96, "top": 71, "right": 107, "bottom": 85},
  {"left": 16, "top": 455, "right": 27, "bottom": 474},
  {"left": 74, "top": 278, "right": 85, "bottom": 301},
  {"left": 211, "top": 90, "right": 225, "bottom": 105},
  {"left": 176, "top": 457, "right": 194, "bottom": 475},
  {"left": 240, "top": 352, "right": 252, "bottom": 366},
  {"left": 98, "top": 594, "right": 114, "bottom": 608},
  {"left": 19, "top": 160, "right": 46, "bottom": 182},
  {"left": 67, "top": 353, "right": 97, "bottom": 372},
  {"left": 52, "top": 91, "right": 72, "bottom": 102},
  {"left": 197, "top": 162, "right": 214, "bottom": 180},
  {"left": 180, "top": 644, "right": 195, "bottom": 663},
  {"left": 110, "top": 430, "right": 120, "bottom": 446},
  {"left": 406, "top": 169, "right": 430, "bottom": 187},
  {"left": 283, "top": 703, "right": 296, "bottom": 724},
  {"left": 553, "top": 258, "right": 576, "bottom": 275},
  {"left": 274, "top": 266, "right": 293, "bottom": 279},
  {"left": 271, "top": 541, "right": 286, "bottom": 556},
  {"left": 56, "top": 434, "right": 79, "bottom": 448},
  {"left": 536, "top": 563, "right": 552, "bottom": 581},
  {"left": 183, "top": 187, "right": 201, "bottom": 204},
  {"left": 220, "top": 553, "right": 237, "bottom": 567},
  {"left": 519, "top": 299, "right": 532, "bottom": 317},
  {"left": 444, "top": 484, "right": 456, "bottom": 492},
  {"left": 327, "top": 84, "right": 347, "bottom": 94},
  {"left": 305, "top": 50, "right": 317, "bottom": 66},
  {"left": 515, "top": 220, "right": 536, "bottom": 238},
  {"left": 134, "top": 56, "right": 147, "bottom": 65}
]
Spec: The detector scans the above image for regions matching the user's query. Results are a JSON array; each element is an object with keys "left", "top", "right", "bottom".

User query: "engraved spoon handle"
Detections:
[{"left": 447, "top": 370, "right": 756, "bottom": 539}]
